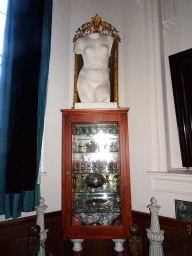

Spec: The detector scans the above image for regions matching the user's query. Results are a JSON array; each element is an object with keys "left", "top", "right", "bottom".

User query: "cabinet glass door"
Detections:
[{"left": 71, "top": 123, "right": 122, "bottom": 227}]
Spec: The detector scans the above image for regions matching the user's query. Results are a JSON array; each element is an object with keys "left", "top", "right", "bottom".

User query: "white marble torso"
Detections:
[{"left": 74, "top": 33, "right": 114, "bottom": 103}]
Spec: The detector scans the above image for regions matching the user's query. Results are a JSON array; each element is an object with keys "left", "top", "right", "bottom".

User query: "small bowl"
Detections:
[{"left": 85, "top": 173, "right": 105, "bottom": 188}]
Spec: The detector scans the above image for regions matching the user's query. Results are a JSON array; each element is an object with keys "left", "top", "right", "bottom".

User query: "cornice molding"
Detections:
[{"left": 147, "top": 172, "right": 192, "bottom": 195}]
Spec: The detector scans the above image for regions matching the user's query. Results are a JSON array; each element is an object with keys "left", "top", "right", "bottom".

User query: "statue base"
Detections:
[{"left": 74, "top": 102, "right": 118, "bottom": 109}]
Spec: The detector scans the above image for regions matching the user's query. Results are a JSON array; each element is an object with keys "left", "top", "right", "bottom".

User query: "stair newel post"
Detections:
[
  {"left": 129, "top": 223, "right": 142, "bottom": 255},
  {"left": 28, "top": 225, "right": 41, "bottom": 256}
]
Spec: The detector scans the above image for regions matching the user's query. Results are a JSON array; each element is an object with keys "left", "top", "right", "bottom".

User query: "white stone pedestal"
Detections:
[
  {"left": 74, "top": 102, "right": 118, "bottom": 109},
  {"left": 146, "top": 197, "right": 164, "bottom": 256}
]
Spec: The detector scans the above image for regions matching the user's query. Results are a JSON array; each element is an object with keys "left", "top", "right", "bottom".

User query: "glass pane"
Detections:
[
  {"left": 72, "top": 123, "right": 122, "bottom": 227},
  {"left": 0, "top": 0, "right": 8, "bottom": 14}
]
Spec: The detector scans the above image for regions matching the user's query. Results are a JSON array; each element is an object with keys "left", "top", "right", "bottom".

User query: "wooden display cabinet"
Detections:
[{"left": 61, "top": 108, "right": 132, "bottom": 241}]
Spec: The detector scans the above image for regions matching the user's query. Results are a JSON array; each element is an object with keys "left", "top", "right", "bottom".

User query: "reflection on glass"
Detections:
[{"left": 71, "top": 123, "right": 121, "bottom": 226}]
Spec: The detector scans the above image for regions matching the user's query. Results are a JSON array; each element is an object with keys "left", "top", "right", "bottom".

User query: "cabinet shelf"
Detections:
[
  {"left": 73, "top": 210, "right": 121, "bottom": 214},
  {"left": 74, "top": 134, "right": 119, "bottom": 139},
  {"left": 73, "top": 192, "right": 119, "bottom": 194},
  {"left": 72, "top": 171, "right": 119, "bottom": 174},
  {"left": 73, "top": 151, "right": 119, "bottom": 154}
]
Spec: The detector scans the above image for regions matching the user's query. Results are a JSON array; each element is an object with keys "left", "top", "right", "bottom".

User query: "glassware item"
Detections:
[
  {"left": 91, "top": 126, "right": 97, "bottom": 134},
  {"left": 110, "top": 142, "right": 116, "bottom": 152},
  {"left": 112, "top": 160, "right": 118, "bottom": 171},
  {"left": 80, "top": 160, "right": 86, "bottom": 170},
  {"left": 78, "top": 142, "right": 84, "bottom": 153},
  {"left": 114, "top": 140, "right": 119, "bottom": 151},
  {"left": 76, "top": 160, "right": 81, "bottom": 171},
  {"left": 78, "top": 126, "right": 84, "bottom": 135},
  {"left": 86, "top": 160, "right": 92, "bottom": 171},
  {"left": 85, "top": 126, "right": 90, "bottom": 135},
  {"left": 92, "top": 161, "right": 97, "bottom": 171},
  {"left": 96, "top": 160, "right": 107, "bottom": 171},
  {"left": 72, "top": 174, "right": 78, "bottom": 192},
  {"left": 103, "top": 173, "right": 110, "bottom": 186},
  {"left": 80, "top": 174, "right": 86, "bottom": 192},
  {"left": 113, "top": 124, "right": 118, "bottom": 134},
  {"left": 108, "top": 125, "right": 113, "bottom": 134},
  {"left": 72, "top": 213, "right": 82, "bottom": 226},
  {"left": 86, "top": 140, "right": 98, "bottom": 153},
  {"left": 72, "top": 160, "right": 77, "bottom": 172}
]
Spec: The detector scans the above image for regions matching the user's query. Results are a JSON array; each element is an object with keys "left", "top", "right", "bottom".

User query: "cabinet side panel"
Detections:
[
  {"left": 62, "top": 113, "right": 73, "bottom": 239},
  {"left": 61, "top": 113, "right": 67, "bottom": 238},
  {"left": 119, "top": 112, "right": 132, "bottom": 237}
]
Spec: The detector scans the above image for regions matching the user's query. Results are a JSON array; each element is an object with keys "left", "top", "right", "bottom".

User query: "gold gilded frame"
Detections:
[{"left": 73, "top": 14, "right": 121, "bottom": 107}]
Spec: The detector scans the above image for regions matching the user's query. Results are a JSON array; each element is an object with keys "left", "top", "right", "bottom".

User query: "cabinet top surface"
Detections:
[{"left": 60, "top": 107, "right": 130, "bottom": 114}]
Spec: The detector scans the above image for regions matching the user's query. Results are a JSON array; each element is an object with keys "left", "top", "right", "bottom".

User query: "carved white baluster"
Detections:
[
  {"left": 71, "top": 239, "right": 84, "bottom": 252},
  {"left": 36, "top": 197, "right": 49, "bottom": 256},
  {"left": 146, "top": 197, "right": 164, "bottom": 256},
  {"left": 112, "top": 239, "right": 126, "bottom": 253}
]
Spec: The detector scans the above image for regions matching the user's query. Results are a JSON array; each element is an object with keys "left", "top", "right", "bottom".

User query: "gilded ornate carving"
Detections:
[
  {"left": 113, "top": 40, "right": 119, "bottom": 105},
  {"left": 73, "top": 14, "right": 121, "bottom": 42},
  {"left": 73, "top": 54, "right": 80, "bottom": 104}
]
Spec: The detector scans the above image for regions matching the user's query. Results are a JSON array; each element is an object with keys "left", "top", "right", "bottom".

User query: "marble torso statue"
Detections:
[{"left": 74, "top": 33, "right": 114, "bottom": 103}]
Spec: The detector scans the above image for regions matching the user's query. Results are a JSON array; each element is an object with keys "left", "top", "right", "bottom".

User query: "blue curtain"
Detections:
[{"left": 0, "top": 0, "right": 52, "bottom": 219}]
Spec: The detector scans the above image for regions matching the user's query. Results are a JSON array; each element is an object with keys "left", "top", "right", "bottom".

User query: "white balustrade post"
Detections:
[
  {"left": 146, "top": 197, "right": 164, "bottom": 256},
  {"left": 71, "top": 239, "right": 84, "bottom": 252},
  {"left": 36, "top": 197, "right": 49, "bottom": 256},
  {"left": 112, "top": 239, "right": 126, "bottom": 253}
]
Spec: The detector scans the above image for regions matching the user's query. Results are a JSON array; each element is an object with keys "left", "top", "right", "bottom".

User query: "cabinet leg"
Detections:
[
  {"left": 71, "top": 239, "right": 84, "bottom": 254},
  {"left": 112, "top": 239, "right": 126, "bottom": 255}
]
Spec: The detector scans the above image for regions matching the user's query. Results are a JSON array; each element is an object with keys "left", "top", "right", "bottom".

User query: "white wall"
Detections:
[
  {"left": 121, "top": 0, "right": 152, "bottom": 214},
  {"left": 1, "top": 0, "right": 192, "bottom": 222},
  {"left": 124, "top": 0, "right": 192, "bottom": 217},
  {"left": 40, "top": 0, "right": 71, "bottom": 213}
]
